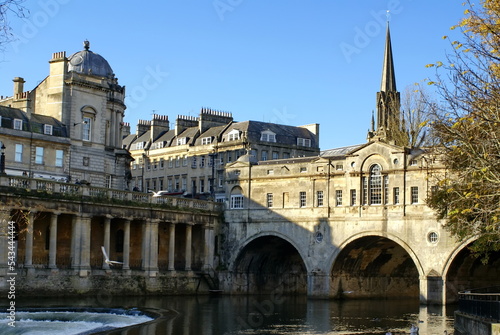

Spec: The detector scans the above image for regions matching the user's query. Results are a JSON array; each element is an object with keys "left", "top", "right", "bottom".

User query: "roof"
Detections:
[
  {"left": 320, "top": 144, "right": 364, "bottom": 158},
  {"left": 0, "top": 106, "right": 67, "bottom": 137},
  {"left": 380, "top": 23, "right": 397, "bottom": 92},
  {"left": 67, "top": 40, "right": 114, "bottom": 78}
]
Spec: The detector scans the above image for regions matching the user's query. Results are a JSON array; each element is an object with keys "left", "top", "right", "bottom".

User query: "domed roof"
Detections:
[{"left": 68, "top": 40, "right": 114, "bottom": 78}]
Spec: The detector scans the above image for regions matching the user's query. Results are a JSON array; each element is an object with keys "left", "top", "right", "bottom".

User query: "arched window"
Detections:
[
  {"left": 370, "top": 164, "right": 382, "bottom": 205},
  {"left": 230, "top": 186, "right": 244, "bottom": 209}
]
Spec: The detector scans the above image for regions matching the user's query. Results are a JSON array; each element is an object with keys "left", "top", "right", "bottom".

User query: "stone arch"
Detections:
[
  {"left": 229, "top": 231, "right": 309, "bottom": 294},
  {"left": 442, "top": 238, "right": 500, "bottom": 303},
  {"left": 359, "top": 153, "right": 391, "bottom": 173},
  {"left": 328, "top": 232, "right": 424, "bottom": 299}
]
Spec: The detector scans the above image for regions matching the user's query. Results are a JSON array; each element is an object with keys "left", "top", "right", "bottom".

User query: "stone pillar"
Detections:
[
  {"left": 123, "top": 219, "right": 131, "bottom": 271},
  {"left": 168, "top": 223, "right": 176, "bottom": 271},
  {"left": 102, "top": 216, "right": 111, "bottom": 270},
  {"left": 307, "top": 271, "right": 330, "bottom": 298},
  {"left": 24, "top": 211, "right": 35, "bottom": 268},
  {"left": 110, "top": 110, "right": 116, "bottom": 147},
  {"left": 48, "top": 212, "right": 59, "bottom": 270},
  {"left": 141, "top": 221, "right": 150, "bottom": 271},
  {"left": 185, "top": 223, "right": 193, "bottom": 271},
  {"left": 79, "top": 215, "right": 92, "bottom": 277},
  {"left": 0, "top": 209, "right": 11, "bottom": 277},
  {"left": 142, "top": 219, "right": 159, "bottom": 276},
  {"left": 71, "top": 214, "right": 80, "bottom": 270},
  {"left": 203, "top": 224, "right": 215, "bottom": 271},
  {"left": 419, "top": 275, "right": 444, "bottom": 305}
]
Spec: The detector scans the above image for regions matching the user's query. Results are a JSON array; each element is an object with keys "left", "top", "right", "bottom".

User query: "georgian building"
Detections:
[
  {"left": 0, "top": 41, "right": 132, "bottom": 189},
  {"left": 124, "top": 109, "right": 320, "bottom": 202}
]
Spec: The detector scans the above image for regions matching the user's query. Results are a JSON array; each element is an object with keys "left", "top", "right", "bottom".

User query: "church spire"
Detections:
[
  {"left": 380, "top": 23, "right": 397, "bottom": 93},
  {"left": 368, "top": 21, "right": 402, "bottom": 144}
]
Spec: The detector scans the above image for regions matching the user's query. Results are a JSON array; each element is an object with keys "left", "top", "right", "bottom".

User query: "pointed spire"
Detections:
[
  {"left": 371, "top": 111, "right": 375, "bottom": 132},
  {"left": 380, "top": 23, "right": 397, "bottom": 92}
]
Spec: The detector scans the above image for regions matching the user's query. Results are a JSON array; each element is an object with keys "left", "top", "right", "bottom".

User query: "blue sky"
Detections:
[{"left": 0, "top": 1, "right": 466, "bottom": 150}]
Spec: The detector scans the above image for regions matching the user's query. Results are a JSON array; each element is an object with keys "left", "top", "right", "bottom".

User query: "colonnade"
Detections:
[{"left": 0, "top": 209, "right": 216, "bottom": 277}]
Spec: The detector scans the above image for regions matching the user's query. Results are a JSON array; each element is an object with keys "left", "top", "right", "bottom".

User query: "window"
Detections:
[
  {"left": 297, "top": 138, "right": 311, "bottom": 147},
  {"left": 168, "top": 158, "right": 173, "bottom": 168},
  {"left": 369, "top": 165, "right": 382, "bottom": 204},
  {"left": 177, "top": 137, "right": 187, "bottom": 145},
  {"left": 200, "top": 156, "right": 205, "bottom": 168},
  {"left": 350, "top": 189, "right": 357, "bottom": 206},
  {"left": 428, "top": 231, "right": 439, "bottom": 243},
  {"left": 15, "top": 144, "right": 22, "bottom": 162},
  {"left": 299, "top": 191, "right": 306, "bottom": 208},
  {"left": 227, "top": 129, "right": 240, "bottom": 141},
  {"left": 201, "top": 137, "right": 212, "bottom": 145},
  {"left": 411, "top": 186, "right": 419, "bottom": 204},
  {"left": 260, "top": 130, "right": 276, "bottom": 142},
  {"left": 362, "top": 176, "right": 368, "bottom": 205},
  {"left": 336, "top": 164, "right": 343, "bottom": 171},
  {"left": 261, "top": 150, "right": 268, "bottom": 161},
  {"left": 191, "top": 157, "right": 197, "bottom": 168},
  {"left": 55, "top": 150, "right": 64, "bottom": 167},
  {"left": 35, "top": 147, "right": 44, "bottom": 164},
  {"left": 181, "top": 176, "right": 187, "bottom": 191},
  {"left": 272, "top": 151, "right": 279, "bottom": 160},
  {"left": 266, "top": 193, "right": 273, "bottom": 208},
  {"left": 182, "top": 156, "right": 188, "bottom": 167},
  {"left": 393, "top": 187, "right": 400, "bottom": 204},
  {"left": 13, "top": 119, "right": 22, "bottom": 130},
  {"left": 283, "top": 152, "right": 290, "bottom": 159},
  {"left": 153, "top": 159, "right": 158, "bottom": 170},
  {"left": 82, "top": 117, "right": 91, "bottom": 141},
  {"left": 175, "top": 156, "right": 180, "bottom": 167},
  {"left": 200, "top": 179, "right": 205, "bottom": 193},
  {"left": 384, "top": 175, "right": 389, "bottom": 205},
  {"left": 44, "top": 124, "right": 53, "bottom": 135},
  {"left": 336, "top": 190, "right": 343, "bottom": 206},
  {"left": 317, "top": 191, "right": 324, "bottom": 207},
  {"left": 231, "top": 195, "right": 244, "bottom": 209},
  {"left": 300, "top": 167, "right": 307, "bottom": 173},
  {"left": 160, "top": 158, "right": 164, "bottom": 169},
  {"left": 135, "top": 142, "right": 144, "bottom": 150},
  {"left": 167, "top": 178, "right": 173, "bottom": 191},
  {"left": 115, "top": 230, "right": 124, "bottom": 253},
  {"left": 410, "top": 159, "right": 418, "bottom": 166}
]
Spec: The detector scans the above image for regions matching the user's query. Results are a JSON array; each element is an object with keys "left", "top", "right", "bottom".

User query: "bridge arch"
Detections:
[
  {"left": 229, "top": 231, "right": 309, "bottom": 295},
  {"left": 442, "top": 238, "right": 500, "bottom": 303},
  {"left": 328, "top": 232, "right": 424, "bottom": 299}
]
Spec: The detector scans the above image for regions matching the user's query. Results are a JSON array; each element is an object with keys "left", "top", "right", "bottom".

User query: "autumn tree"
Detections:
[{"left": 426, "top": 0, "right": 500, "bottom": 259}]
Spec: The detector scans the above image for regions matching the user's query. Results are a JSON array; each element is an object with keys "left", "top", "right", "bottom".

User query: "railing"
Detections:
[
  {"left": 0, "top": 175, "right": 223, "bottom": 212},
  {"left": 458, "top": 287, "right": 500, "bottom": 322}
]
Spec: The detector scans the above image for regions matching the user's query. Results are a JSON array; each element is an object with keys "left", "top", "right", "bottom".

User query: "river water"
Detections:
[{"left": 3, "top": 295, "right": 456, "bottom": 334}]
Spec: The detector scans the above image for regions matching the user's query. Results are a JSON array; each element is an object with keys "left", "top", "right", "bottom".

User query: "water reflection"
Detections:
[{"left": 14, "top": 295, "right": 456, "bottom": 334}]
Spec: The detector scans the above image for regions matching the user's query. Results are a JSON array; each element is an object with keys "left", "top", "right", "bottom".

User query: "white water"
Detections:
[{"left": 0, "top": 310, "right": 153, "bottom": 335}]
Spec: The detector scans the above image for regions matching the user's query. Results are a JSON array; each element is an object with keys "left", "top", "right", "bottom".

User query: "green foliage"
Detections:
[{"left": 427, "top": 0, "right": 500, "bottom": 259}]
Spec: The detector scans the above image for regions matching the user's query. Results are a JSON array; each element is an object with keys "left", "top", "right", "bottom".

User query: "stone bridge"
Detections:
[{"left": 218, "top": 142, "right": 500, "bottom": 304}]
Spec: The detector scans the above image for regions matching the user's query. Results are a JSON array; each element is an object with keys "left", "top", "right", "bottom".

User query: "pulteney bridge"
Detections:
[{"left": 218, "top": 141, "right": 500, "bottom": 304}]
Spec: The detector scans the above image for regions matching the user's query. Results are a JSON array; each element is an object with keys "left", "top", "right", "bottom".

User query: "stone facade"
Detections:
[{"left": 0, "top": 41, "right": 132, "bottom": 189}]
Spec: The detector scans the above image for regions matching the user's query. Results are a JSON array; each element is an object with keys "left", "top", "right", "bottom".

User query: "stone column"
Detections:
[
  {"left": 123, "top": 219, "right": 131, "bottom": 271},
  {"left": 0, "top": 209, "right": 11, "bottom": 276},
  {"left": 71, "top": 214, "right": 80, "bottom": 270},
  {"left": 24, "top": 211, "right": 35, "bottom": 268},
  {"left": 148, "top": 219, "right": 159, "bottom": 276},
  {"left": 168, "top": 223, "right": 176, "bottom": 271},
  {"left": 102, "top": 216, "right": 111, "bottom": 270},
  {"left": 79, "top": 215, "right": 92, "bottom": 277},
  {"left": 48, "top": 212, "right": 59, "bottom": 270},
  {"left": 185, "top": 223, "right": 193, "bottom": 271},
  {"left": 141, "top": 221, "right": 150, "bottom": 271},
  {"left": 203, "top": 224, "right": 215, "bottom": 271}
]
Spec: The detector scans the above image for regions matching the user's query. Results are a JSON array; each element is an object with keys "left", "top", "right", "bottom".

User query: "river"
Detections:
[{"left": 4, "top": 295, "right": 456, "bottom": 334}]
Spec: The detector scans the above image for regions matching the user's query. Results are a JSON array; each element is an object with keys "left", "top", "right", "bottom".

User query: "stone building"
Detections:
[
  {"left": 218, "top": 24, "right": 499, "bottom": 304},
  {"left": 0, "top": 41, "right": 132, "bottom": 189},
  {"left": 124, "top": 109, "right": 320, "bottom": 202}
]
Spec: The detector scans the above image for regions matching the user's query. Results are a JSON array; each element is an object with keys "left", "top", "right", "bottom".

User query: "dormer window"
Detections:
[
  {"left": 44, "top": 124, "right": 53, "bottom": 135},
  {"left": 154, "top": 141, "right": 164, "bottom": 149},
  {"left": 177, "top": 137, "right": 187, "bottom": 145},
  {"left": 227, "top": 129, "right": 240, "bottom": 141},
  {"left": 297, "top": 137, "right": 311, "bottom": 147},
  {"left": 201, "top": 137, "right": 212, "bottom": 145},
  {"left": 260, "top": 130, "right": 276, "bottom": 142},
  {"left": 13, "top": 119, "right": 22, "bottom": 130},
  {"left": 135, "top": 142, "right": 144, "bottom": 150}
]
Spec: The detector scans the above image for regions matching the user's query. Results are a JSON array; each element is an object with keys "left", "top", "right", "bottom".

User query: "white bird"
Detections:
[{"left": 101, "top": 246, "right": 123, "bottom": 266}]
